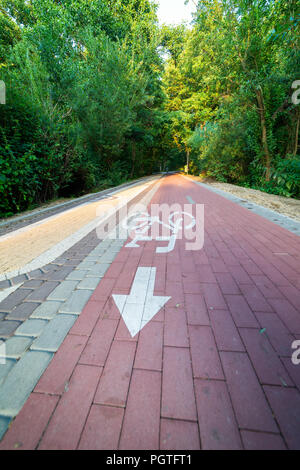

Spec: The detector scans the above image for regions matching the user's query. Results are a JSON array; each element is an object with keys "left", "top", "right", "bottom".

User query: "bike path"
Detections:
[{"left": 0, "top": 174, "right": 300, "bottom": 450}]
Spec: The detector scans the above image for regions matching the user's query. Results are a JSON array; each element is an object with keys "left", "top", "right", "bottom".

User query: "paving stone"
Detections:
[
  {"left": 254, "top": 313, "right": 295, "bottom": 356},
  {"left": 70, "top": 300, "right": 105, "bottom": 337},
  {"left": 94, "top": 340, "right": 136, "bottom": 407},
  {"left": 239, "top": 328, "right": 293, "bottom": 386},
  {"left": 109, "top": 245, "right": 123, "bottom": 253},
  {"left": 161, "top": 347, "right": 197, "bottom": 422},
  {"left": 164, "top": 307, "right": 189, "bottom": 348},
  {"left": 0, "top": 359, "right": 15, "bottom": 386},
  {"left": 79, "top": 318, "right": 119, "bottom": 366},
  {"left": 104, "top": 262, "right": 124, "bottom": 279},
  {"left": 88, "top": 246, "right": 107, "bottom": 254},
  {"left": 227, "top": 265, "right": 253, "bottom": 285},
  {"left": 194, "top": 379, "right": 242, "bottom": 450},
  {"left": 0, "top": 289, "right": 32, "bottom": 312},
  {"left": 35, "top": 335, "right": 88, "bottom": 395},
  {"left": 90, "top": 278, "right": 115, "bottom": 301},
  {"left": 26, "top": 282, "right": 59, "bottom": 301},
  {"left": 20, "top": 280, "right": 43, "bottom": 289},
  {"left": 27, "top": 269, "right": 43, "bottom": 279},
  {"left": 15, "top": 319, "right": 48, "bottom": 338},
  {"left": 77, "top": 247, "right": 96, "bottom": 255},
  {"left": 11, "top": 275, "right": 28, "bottom": 285},
  {"left": 45, "top": 266, "right": 74, "bottom": 281},
  {"left": 78, "top": 405, "right": 124, "bottom": 450},
  {"left": 97, "top": 253, "right": 117, "bottom": 263},
  {"left": 0, "top": 417, "right": 11, "bottom": 441},
  {"left": 194, "top": 264, "right": 216, "bottom": 282},
  {"left": 58, "top": 290, "right": 93, "bottom": 315},
  {"left": 264, "top": 386, "right": 300, "bottom": 450},
  {"left": 251, "top": 275, "right": 284, "bottom": 299},
  {"left": 165, "top": 282, "right": 184, "bottom": 308},
  {"left": 268, "top": 298, "right": 300, "bottom": 334},
  {"left": 114, "top": 313, "right": 140, "bottom": 341},
  {"left": 239, "top": 284, "right": 273, "bottom": 312},
  {"left": 85, "top": 264, "right": 111, "bottom": 278},
  {"left": 184, "top": 294, "right": 210, "bottom": 326},
  {"left": 41, "top": 264, "right": 60, "bottom": 273},
  {"left": 52, "top": 257, "right": 68, "bottom": 265},
  {"left": 0, "top": 281, "right": 11, "bottom": 290},
  {"left": 75, "top": 261, "right": 97, "bottom": 270},
  {"left": 66, "top": 270, "right": 90, "bottom": 281},
  {"left": 240, "top": 259, "right": 263, "bottom": 276},
  {"left": 63, "top": 259, "right": 81, "bottom": 266},
  {"left": 38, "top": 364, "right": 102, "bottom": 450},
  {"left": 215, "top": 272, "right": 240, "bottom": 295},
  {"left": 0, "top": 350, "right": 53, "bottom": 418},
  {"left": 0, "top": 321, "right": 21, "bottom": 339},
  {"left": 119, "top": 369, "right": 161, "bottom": 450},
  {"left": 63, "top": 252, "right": 86, "bottom": 261},
  {"left": 83, "top": 255, "right": 103, "bottom": 262},
  {"left": 210, "top": 258, "right": 228, "bottom": 273},
  {"left": 280, "top": 358, "right": 300, "bottom": 391},
  {"left": 166, "top": 264, "right": 182, "bottom": 283},
  {"left": 221, "top": 251, "right": 241, "bottom": 266},
  {"left": 0, "top": 393, "right": 59, "bottom": 450},
  {"left": 257, "top": 264, "right": 290, "bottom": 287},
  {"left": 209, "top": 309, "right": 245, "bottom": 352},
  {"left": 47, "top": 281, "right": 79, "bottom": 301},
  {"left": 160, "top": 419, "right": 200, "bottom": 450},
  {"left": 30, "top": 301, "right": 62, "bottom": 320},
  {"left": 6, "top": 302, "right": 40, "bottom": 321},
  {"left": 114, "top": 265, "right": 138, "bottom": 291},
  {"left": 277, "top": 284, "right": 300, "bottom": 311},
  {"left": 241, "top": 430, "right": 287, "bottom": 450},
  {"left": 189, "top": 325, "right": 224, "bottom": 380},
  {"left": 225, "top": 295, "right": 260, "bottom": 328},
  {"left": 220, "top": 351, "right": 278, "bottom": 433},
  {"left": 30, "top": 314, "right": 78, "bottom": 352},
  {"left": 3, "top": 336, "right": 32, "bottom": 359},
  {"left": 182, "top": 279, "right": 202, "bottom": 294},
  {"left": 110, "top": 239, "right": 125, "bottom": 248},
  {"left": 98, "top": 240, "right": 112, "bottom": 248},
  {"left": 202, "top": 283, "right": 227, "bottom": 310},
  {"left": 76, "top": 277, "right": 101, "bottom": 290},
  {"left": 134, "top": 321, "right": 163, "bottom": 371}
]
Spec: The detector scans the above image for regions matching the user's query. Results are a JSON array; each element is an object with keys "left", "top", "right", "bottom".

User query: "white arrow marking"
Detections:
[{"left": 112, "top": 267, "right": 171, "bottom": 338}]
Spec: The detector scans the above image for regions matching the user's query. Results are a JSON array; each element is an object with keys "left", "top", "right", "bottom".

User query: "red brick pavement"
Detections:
[{"left": 1, "top": 174, "right": 300, "bottom": 450}]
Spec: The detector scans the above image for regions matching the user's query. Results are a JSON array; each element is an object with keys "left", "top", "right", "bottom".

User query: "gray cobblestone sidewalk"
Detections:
[{"left": 0, "top": 176, "right": 161, "bottom": 439}]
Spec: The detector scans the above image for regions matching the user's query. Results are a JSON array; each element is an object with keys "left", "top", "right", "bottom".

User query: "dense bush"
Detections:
[
  {"left": 163, "top": 0, "right": 300, "bottom": 198},
  {"left": 0, "top": 0, "right": 183, "bottom": 218}
]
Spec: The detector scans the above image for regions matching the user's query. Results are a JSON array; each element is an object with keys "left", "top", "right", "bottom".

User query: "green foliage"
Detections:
[
  {"left": 163, "top": 0, "right": 300, "bottom": 197},
  {"left": 268, "top": 157, "right": 300, "bottom": 197},
  {"left": 0, "top": 0, "right": 298, "bottom": 220},
  {"left": 0, "top": 0, "right": 177, "bottom": 217}
]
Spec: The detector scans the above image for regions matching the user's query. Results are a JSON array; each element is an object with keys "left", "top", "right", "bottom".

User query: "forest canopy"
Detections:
[{"left": 0, "top": 0, "right": 299, "bottom": 217}]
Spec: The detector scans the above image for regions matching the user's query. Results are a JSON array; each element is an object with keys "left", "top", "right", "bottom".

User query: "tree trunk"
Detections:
[
  {"left": 130, "top": 141, "right": 136, "bottom": 178},
  {"left": 293, "top": 109, "right": 299, "bottom": 156},
  {"left": 186, "top": 148, "right": 190, "bottom": 174},
  {"left": 255, "top": 87, "right": 271, "bottom": 181}
]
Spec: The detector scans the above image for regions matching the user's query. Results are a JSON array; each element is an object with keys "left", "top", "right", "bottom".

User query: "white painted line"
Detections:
[
  {"left": 183, "top": 175, "right": 300, "bottom": 236},
  {"left": 0, "top": 178, "right": 163, "bottom": 282},
  {"left": 0, "top": 177, "right": 156, "bottom": 243},
  {"left": 113, "top": 267, "right": 171, "bottom": 337}
]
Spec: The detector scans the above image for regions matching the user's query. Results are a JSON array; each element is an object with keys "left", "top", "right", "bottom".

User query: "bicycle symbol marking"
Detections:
[{"left": 123, "top": 211, "right": 196, "bottom": 253}]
